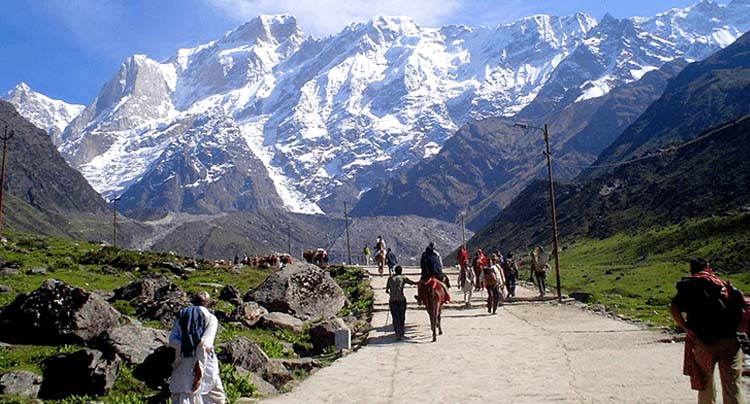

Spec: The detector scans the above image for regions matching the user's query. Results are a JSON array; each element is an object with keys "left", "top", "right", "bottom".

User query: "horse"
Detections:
[
  {"left": 419, "top": 277, "right": 448, "bottom": 342},
  {"left": 375, "top": 249, "right": 386, "bottom": 275}
]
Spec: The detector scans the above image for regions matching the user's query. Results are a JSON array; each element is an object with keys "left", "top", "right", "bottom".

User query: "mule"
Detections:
[
  {"left": 459, "top": 265, "right": 474, "bottom": 308},
  {"left": 375, "top": 249, "right": 386, "bottom": 275},
  {"left": 420, "top": 277, "right": 448, "bottom": 342}
]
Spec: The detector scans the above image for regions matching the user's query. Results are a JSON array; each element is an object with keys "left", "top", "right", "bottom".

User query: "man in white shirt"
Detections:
[{"left": 169, "top": 291, "right": 226, "bottom": 404}]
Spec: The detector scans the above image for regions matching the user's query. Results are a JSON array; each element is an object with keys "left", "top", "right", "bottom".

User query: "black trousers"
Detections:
[
  {"left": 534, "top": 271, "right": 547, "bottom": 295},
  {"left": 504, "top": 271, "right": 516, "bottom": 296},
  {"left": 486, "top": 284, "right": 501, "bottom": 313},
  {"left": 389, "top": 300, "right": 407, "bottom": 337}
]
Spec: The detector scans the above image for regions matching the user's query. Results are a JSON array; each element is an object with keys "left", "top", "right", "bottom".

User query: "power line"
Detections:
[{"left": 549, "top": 117, "right": 746, "bottom": 170}]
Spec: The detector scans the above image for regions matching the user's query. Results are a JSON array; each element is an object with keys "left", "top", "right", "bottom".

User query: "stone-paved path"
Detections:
[{"left": 260, "top": 266, "right": 744, "bottom": 404}]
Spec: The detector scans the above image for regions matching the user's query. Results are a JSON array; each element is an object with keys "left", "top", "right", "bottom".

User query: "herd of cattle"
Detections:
[{"left": 214, "top": 248, "right": 329, "bottom": 270}]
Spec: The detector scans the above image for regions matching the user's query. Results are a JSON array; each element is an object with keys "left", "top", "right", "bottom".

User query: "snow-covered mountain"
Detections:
[
  {"left": 11, "top": 1, "right": 750, "bottom": 218},
  {"left": 2, "top": 83, "right": 84, "bottom": 145}
]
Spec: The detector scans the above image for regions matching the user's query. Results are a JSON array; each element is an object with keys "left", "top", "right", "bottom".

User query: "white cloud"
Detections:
[{"left": 203, "top": 0, "right": 462, "bottom": 35}]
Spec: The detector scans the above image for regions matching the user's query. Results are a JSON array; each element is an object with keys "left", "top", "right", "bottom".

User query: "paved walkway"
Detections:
[{"left": 260, "top": 267, "right": 744, "bottom": 403}]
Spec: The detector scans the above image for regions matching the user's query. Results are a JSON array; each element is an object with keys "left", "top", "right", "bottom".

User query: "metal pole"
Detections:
[
  {"left": 344, "top": 201, "right": 352, "bottom": 265},
  {"left": 460, "top": 212, "right": 466, "bottom": 247},
  {"left": 0, "top": 126, "right": 14, "bottom": 237},
  {"left": 112, "top": 195, "right": 118, "bottom": 248},
  {"left": 287, "top": 221, "right": 292, "bottom": 255},
  {"left": 543, "top": 124, "right": 563, "bottom": 303}
]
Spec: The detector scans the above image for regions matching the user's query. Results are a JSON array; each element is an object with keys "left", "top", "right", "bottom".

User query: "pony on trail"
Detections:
[
  {"left": 419, "top": 277, "right": 449, "bottom": 342},
  {"left": 375, "top": 249, "right": 386, "bottom": 275}
]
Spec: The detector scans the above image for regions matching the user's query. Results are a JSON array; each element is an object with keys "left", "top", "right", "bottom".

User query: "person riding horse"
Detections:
[{"left": 418, "top": 242, "right": 450, "bottom": 341}]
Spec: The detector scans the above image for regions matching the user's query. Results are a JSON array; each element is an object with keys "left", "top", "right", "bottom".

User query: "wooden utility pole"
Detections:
[
  {"left": 287, "top": 221, "right": 292, "bottom": 255},
  {"left": 344, "top": 201, "right": 352, "bottom": 265},
  {"left": 0, "top": 125, "right": 14, "bottom": 238},
  {"left": 112, "top": 194, "right": 121, "bottom": 248},
  {"left": 460, "top": 211, "right": 466, "bottom": 247},
  {"left": 543, "top": 124, "right": 563, "bottom": 303}
]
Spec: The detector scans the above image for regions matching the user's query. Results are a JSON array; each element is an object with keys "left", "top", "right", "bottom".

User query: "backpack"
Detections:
[
  {"left": 676, "top": 277, "right": 747, "bottom": 341},
  {"left": 483, "top": 266, "right": 498, "bottom": 287}
]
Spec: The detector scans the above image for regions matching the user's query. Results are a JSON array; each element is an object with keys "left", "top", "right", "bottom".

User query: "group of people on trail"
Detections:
[
  {"left": 671, "top": 258, "right": 750, "bottom": 404},
  {"left": 364, "top": 236, "right": 398, "bottom": 276},
  {"left": 456, "top": 245, "right": 521, "bottom": 312}
]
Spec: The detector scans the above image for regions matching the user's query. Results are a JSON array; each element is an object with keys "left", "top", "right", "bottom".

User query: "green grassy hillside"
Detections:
[{"left": 556, "top": 212, "right": 750, "bottom": 327}]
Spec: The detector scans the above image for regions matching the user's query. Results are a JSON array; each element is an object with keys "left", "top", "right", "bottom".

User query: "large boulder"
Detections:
[
  {"left": 244, "top": 263, "right": 346, "bottom": 320},
  {"left": 111, "top": 276, "right": 188, "bottom": 326},
  {"left": 217, "top": 337, "right": 269, "bottom": 372},
  {"left": 40, "top": 349, "right": 120, "bottom": 399},
  {"left": 307, "top": 318, "right": 349, "bottom": 355},
  {"left": 133, "top": 345, "right": 176, "bottom": 389},
  {"left": 260, "top": 312, "right": 304, "bottom": 334},
  {"left": 230, "top": 302, "right": 268, "bottom": 327},
  {"left": 0, "top": 279, "right": 120, "bottom": 345},
  {"left": 98, "top": 325, "right": 169, "bottom": 365},
  {"left": 219, "top": 285, "right": 242, "bottom": 304},
  {"left": 0, "top": 370, "right": 42, "bottom": 397},
  {"left": 234, "top": 366, "right": 277, "bottom": 396}
]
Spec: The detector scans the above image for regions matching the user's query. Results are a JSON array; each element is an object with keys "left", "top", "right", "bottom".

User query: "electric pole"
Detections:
[
  {"left": 0, "top": 125, "right": 14, "bottom": 238},
  {"left": 287, "top": 221, "right": 292, "bottom": 255},
  {"left": 111, "top": 194, "right": 122, "bottom": 248},
  {"left": 515, "top": 122, "right": 563, "bottom": 302},
  {"left": 542, "top": 124, "right": 562, "bottom": 303},
  {"left": 460, "top": 211, "right": 466, "bottom": 247},
  {"left": 344, "top": 201, "right": 352, "bottom": 265}
]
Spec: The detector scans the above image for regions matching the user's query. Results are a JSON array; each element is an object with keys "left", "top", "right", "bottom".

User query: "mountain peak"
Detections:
[
  {"left": 224, "top": 14, "right": 303, "bottom": 45},
  {"left": 366, "top": 14, "right": 419, "bottom": 33}
]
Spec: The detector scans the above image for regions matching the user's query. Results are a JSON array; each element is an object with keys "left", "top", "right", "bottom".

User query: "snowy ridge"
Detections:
[
  {"left": 2, "top": 83, "right": 84, "bottom": 144},
  {"left": 8, "top": 1, "right": 750, "bottom": 216}
]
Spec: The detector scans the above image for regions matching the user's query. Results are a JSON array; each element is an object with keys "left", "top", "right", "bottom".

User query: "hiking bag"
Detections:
[{"left": 483, "top": 266, "right": 498, "bottom": 287}]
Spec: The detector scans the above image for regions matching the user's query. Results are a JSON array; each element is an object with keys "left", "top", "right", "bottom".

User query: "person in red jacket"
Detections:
[{"left": 456, "top": 245, "right": 470, "bottom": 288}]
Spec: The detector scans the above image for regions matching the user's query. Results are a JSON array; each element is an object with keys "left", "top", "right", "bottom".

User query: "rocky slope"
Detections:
[{"left": 467, "top": 30, "right": 750, "bottom": 251}]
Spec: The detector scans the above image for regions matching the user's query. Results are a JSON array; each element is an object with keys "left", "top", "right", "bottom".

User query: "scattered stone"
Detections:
[
  {"left": 0, "top": 370, "right": 42, "bottom": 397},
  {"left": 219, "top": 285, "right": 242, "bottom": 304},
  {"left": 590, "top": 304, "right": 606, "bottom": 313},
  {"left": 98, "top": 325, "right": 169, "bottom": 365},
  {"left": 262, "top": 360, "right": 292, "bottom": 388},
  {"left": 233, "top": 366, "right": 277, "bottom": 396},
  {"left": 158, "top": 261, "right": 185, "bottom": 275},
  {"left": 0, "top": 268, "right": 19, "bottom": 276},
  {"left": 235, "top": 398, "right": 257, "bottom": 404},
  {"left": 569, "top": 292, "right": 592, "bottom": 303},
  {"left": 0, "top": 284, "right": 11, "bottom": 293},
  {"left": 133, "top": 345, "right": 175, "bottom": 389},
  {"left": 26, "top": 267, "right": 47, "bottom": 275},
  {"left": 261, "top": 312, "right": 304, "bottom": 333},
  {"left": 245, "top": 262, "right": 346, "bottom": 320},
  {"left": 271, "top": 357, "right": 322, "bottom": 372},
  {"left": 231, "top": 302, "right": 268, "bottom": 327},
  {"left": 111, "top": 276, "right": 188, "bottom": 326},
  {"left": 40, "top": 349, "right": 120, "bottom": 399},
  {"left": 307, "top": 318, "right": 348, "bottom": 355},
  {"left": 197, "top": 282, "right": 224, "bottom": 289},
  {"left": 217, "top": 337, "right": 269, "bottom": 373},
  {"left": 0, "top": 279, "right": 120, "bottom": 345}
]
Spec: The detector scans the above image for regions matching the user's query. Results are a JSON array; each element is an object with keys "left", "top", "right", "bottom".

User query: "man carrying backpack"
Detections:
[
  {"left": 481, "top": 254, "right": 506, "bottom": 314},
  {"left": 671, "top": 258, "right": 749, "bottom": 404}
]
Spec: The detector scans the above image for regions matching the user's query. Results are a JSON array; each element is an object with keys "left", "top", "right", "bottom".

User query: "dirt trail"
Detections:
[{"left": 260, "top": 267, "right": 745, "bottom": 403}]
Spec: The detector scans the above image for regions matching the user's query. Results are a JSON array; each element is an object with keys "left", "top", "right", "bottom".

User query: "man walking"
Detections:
[
  {"left": 385, "top": 247, "right": 398, "bottom": 276},
  {"left": 481, "top": 254, "right": 505, "bottom": 314},
  {"left": 671, "top": 258, "right": 749, "bottom": 404},
  {"left": 169, "top": 291, "right": 226, "bottom": 404},
  {"left": 386, "top": 265, "right": 417, "bottom": 340},
  {"left": 363, "top": 244, "right": 371, "bottom": 266}
]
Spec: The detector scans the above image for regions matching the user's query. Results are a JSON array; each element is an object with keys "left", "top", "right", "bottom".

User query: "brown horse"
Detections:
[
  {"left": 375, "top": 249, "right": 386, "bottom": 275},
  {"left": 420, "top": 278, "right": 448, "bottom": 342}
]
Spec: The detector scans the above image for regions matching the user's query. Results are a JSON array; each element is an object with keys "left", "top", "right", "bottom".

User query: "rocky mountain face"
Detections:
[
  {"left": 354, "top": 60, "right": 687, "bottom": 229},
  {"left": 467, "top": 30, "right": 750, "bottom": 251},
  {"left": 7, "top": 1, "right": 750, "bottom": 223},
  {"left": 587, "top": 29, "right": 750, "bottom": 177},
  {"left": 2, "top": 83, "right": 84, "bottom": 145}
]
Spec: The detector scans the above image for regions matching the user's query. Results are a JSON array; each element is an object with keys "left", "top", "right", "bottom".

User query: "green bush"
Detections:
[{"left": 220, "top": 362, "right": 257, "bottom": 403}]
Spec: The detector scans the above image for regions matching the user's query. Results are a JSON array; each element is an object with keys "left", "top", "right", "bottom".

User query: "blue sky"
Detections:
[{"left": 0, "top": 0, "right": 728, "bottom": 105}]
